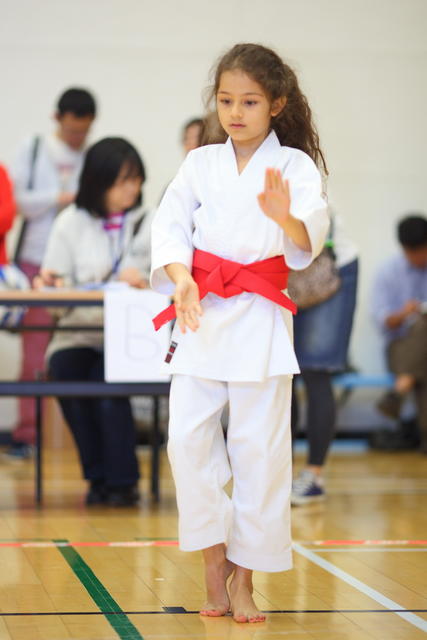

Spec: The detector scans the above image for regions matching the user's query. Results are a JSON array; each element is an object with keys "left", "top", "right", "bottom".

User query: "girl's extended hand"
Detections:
[
  {"left": 257, "top": 168, "right": 291, "bottom": 228},
  {"left": 174, "top": 275, "right": 203, "bottom": 333}
]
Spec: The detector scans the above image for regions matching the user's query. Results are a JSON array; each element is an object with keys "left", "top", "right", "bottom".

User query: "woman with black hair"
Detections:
[{"left": 35, "top": 137, "right": 149, "bottom": 506}]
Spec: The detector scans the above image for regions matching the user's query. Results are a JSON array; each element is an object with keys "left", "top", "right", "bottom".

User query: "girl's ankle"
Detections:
[{"left": 231, "top": 568, "right": 253, "bottom": 588}]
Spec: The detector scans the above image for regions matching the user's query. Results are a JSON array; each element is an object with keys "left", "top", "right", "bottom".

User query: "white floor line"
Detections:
[
  {"left": 310, "top": 548, "right": 427, "bottom": 553},
  {"left": 293, "top": 542, "right": 427, "bottom": 633}
]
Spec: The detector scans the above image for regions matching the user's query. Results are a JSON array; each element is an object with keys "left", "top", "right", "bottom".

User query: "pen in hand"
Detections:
[{"left": 32, "top": 269, "right": 65, "bottom": 289}]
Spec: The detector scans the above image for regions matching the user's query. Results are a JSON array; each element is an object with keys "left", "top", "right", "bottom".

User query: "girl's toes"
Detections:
[
  {"left": 200, "top": 603, "right": 228, "bottom": 617},
  {"left": 249, "top": 613, "right": 266, "bottom": 623},
  {"left": 233, "top": 614, "right": 248, "bottom": 623}
]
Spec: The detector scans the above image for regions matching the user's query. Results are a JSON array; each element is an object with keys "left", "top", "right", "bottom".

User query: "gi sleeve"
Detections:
[
  {"left": 150, "top": 154, "right": 198, "bottom": 294},
  {"left": 282, "top": 150, "right": 329, "bottom": 270},
  {"left": 12, "top": 138, "right": 59, "bottom": 221}
]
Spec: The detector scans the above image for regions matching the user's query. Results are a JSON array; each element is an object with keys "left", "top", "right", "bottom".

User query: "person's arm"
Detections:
[
  {"left": 0, "top": 166, "right": 16, "bottom": 234},
  {"left": 12, "top": 139, "right": 62, "bottom": 221},
  {"left": 150, "top": 152, "right": 198, "bottom": 295},
  {"left": 258, "top": 152, "right": 329, "bottom": 270},
  {"left": 258, "top": 168, "right": 311, "bottom": 251},
  {"left": 384, "top": 300, "right": 420, "bottom": 329},
  {"left": 371, "top": 261, "right": 413, "bottom": 332},
  {"left": 38, "top": 210, "right": 75, "bottom": 286},
  {"left": 150, "top": 152, "right": 201, "bottom": 332}
]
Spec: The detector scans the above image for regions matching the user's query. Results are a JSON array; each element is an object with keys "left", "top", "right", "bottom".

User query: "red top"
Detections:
[
  {"left": 0, "top": 165, "right": 16, "bottom": 265},
  {"left": 153, "top": 249, "right": 297, "bottom": 331}
]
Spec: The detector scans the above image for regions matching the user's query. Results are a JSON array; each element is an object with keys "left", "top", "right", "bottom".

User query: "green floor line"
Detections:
[
  {"left": 0, "top": 538, "right": 51, "bottom": 542},
  {"left": 54, "top": 539, "right": 144, "bottom": 640}
]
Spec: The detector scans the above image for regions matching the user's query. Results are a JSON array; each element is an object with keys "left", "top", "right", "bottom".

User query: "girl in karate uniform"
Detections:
[{"left": 151, "top": 43, "right": 329, "bottom": 623}]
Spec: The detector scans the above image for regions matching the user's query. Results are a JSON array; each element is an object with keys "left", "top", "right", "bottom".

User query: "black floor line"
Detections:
[{"left": 1, "top": 608, "right": 426, "bottom": 616}]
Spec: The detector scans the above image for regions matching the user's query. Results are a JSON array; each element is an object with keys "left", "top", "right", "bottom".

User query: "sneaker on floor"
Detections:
[
  {"left": 2, "top": 442, "right": 34, "bottom": 461},
  {"left": 85, "top": 481, "right": 108, "bottom": 506},
  {"left": 291, "top": 470, "right": 325, "bottom": 506},
  {"left": 376, "top": 390, "right": 402, "bottom": 420},
  {"left": 106, "top": 485, "right": 140, "bottom": 507}
]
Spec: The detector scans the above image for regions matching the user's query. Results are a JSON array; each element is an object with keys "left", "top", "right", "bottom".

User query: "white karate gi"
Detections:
[{"left": 151, "top": 130, "right": 329, "bottom": 571}]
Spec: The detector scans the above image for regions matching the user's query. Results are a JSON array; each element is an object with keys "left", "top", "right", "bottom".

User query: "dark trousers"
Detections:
[
  {"left": 49, "top": 348, "right": 140, "bottom": 487},
  {"left": 291, "top": 370, "right": 336, "bottom": 466},
  {"left": 388, "top": 315, "right": 427, "bottom": 446}
]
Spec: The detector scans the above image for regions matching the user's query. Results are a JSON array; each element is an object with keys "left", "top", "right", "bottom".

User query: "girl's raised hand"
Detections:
[
  {"left": 174, "top": 275, "right": 203, "bottom": 333},
  {"left": 257, "top": 168, "right": 291, "bottom": 228}
]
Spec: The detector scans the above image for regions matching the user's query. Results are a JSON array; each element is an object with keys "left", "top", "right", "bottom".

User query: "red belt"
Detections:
[{"left": 153, "top": 249, "right": 297, "bottom": 331}]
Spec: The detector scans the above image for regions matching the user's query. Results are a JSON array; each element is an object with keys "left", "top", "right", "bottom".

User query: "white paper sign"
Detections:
[{"left": 104, "top": 288, "right": 171, "bottom": 382}]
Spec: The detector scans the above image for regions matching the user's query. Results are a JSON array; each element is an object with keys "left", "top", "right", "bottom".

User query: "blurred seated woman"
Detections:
[{"left": 35, "top": 138, "right": 149, "bottom": 507}]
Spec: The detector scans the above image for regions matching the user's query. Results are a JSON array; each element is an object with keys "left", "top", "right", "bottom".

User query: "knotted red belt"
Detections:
[{"left": 153, "top": 249, "right": 297, "bottom": 331}]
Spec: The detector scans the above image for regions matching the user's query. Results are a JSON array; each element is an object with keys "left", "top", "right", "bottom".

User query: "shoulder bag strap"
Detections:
[{"left": 13, "top": 136, "right": 41, "bottom": 263}]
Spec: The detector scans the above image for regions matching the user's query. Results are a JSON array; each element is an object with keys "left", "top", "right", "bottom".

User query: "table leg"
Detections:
[{"left": 35, "top": 396, "right": 43, "bottom": 507}]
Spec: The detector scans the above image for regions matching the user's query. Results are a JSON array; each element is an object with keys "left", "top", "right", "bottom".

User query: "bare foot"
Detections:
[
  {"left": 229, "top": 568, "right": 266, "bottom": 623},
  {"left": 200, "top": 549, "right": 235, "bottom": 617}
]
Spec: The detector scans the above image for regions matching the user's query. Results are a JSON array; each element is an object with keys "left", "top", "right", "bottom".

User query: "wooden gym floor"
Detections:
[{"left": 0, "top": 441, "right": 426, "bottom": 639}]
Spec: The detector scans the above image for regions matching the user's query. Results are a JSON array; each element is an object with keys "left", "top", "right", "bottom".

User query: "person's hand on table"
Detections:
[
  {"left": 33, "top": 269, "right": 65, "bottom": 289},
  {"left": 118, "top": 267, "right": 148, "bottom": 289}
]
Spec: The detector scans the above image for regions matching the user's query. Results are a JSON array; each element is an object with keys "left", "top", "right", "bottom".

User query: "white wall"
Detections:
[{"left": 0, "top": 0, "right": 426, "bottom": 380}]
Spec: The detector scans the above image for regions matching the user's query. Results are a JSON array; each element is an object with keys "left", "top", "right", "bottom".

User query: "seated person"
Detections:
[
  {"left": 35, "top": 137, "right": 150, "bottom": 505},
  {"left": 372, "top": 214, "right": 427, "bottom": 453}
]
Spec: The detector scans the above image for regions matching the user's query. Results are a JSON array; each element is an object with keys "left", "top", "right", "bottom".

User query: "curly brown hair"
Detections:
[{"left": 203, "top": 43, "right": 327, "bottom": 175}]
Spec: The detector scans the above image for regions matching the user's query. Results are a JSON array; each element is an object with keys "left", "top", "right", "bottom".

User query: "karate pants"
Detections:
[{"left": 168, "top": 374, "right": 293, "bottom": 573}]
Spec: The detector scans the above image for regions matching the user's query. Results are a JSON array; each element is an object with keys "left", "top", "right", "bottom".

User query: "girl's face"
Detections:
[
  {"left": 105, "top": 164, "right": 142, "bottom": 214},
  {"left": 216, "top": 70, "right": 285, "bottom": 147}
]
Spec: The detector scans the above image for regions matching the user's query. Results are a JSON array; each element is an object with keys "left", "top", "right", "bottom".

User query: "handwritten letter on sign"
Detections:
[{"left": 104, "top": 288, "right": 171, "bottom": 382}]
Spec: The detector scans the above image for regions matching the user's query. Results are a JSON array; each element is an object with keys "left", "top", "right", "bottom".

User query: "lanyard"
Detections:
[{"left": 104, "top": 214, "right": 126, "bottom": 277}]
